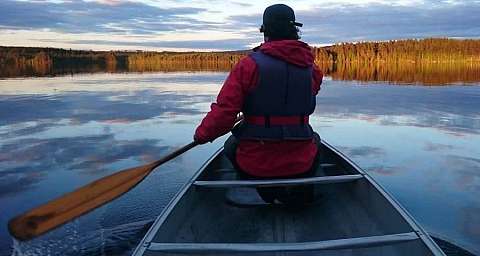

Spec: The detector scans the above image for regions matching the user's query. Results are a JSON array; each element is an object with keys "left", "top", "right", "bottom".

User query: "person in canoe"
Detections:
[{"left": 194, "top": 4, "right": 323, "bottom": 205}]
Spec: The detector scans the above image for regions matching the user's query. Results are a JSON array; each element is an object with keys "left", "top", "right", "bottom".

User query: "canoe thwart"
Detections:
[
  {"left": 194, "top": 174, "right": 363, "bottom": 188},
  {"left": 147, "top": 232, "right": 419, "bottom": 253},
  {"left": 320, "top": 163, "right": 336, "bottom": 167}
]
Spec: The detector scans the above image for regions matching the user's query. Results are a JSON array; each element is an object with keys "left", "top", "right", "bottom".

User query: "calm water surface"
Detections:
[{"left": 0, "top": 73, "right": 479, "bottom": 255}]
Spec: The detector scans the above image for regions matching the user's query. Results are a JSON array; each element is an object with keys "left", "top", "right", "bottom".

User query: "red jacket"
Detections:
[{"left": 195, "top": 40, "right": 323, "bottom": 177}]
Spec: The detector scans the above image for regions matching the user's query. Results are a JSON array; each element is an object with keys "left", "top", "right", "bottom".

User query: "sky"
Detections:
[{"left": 0, "top": 0, "right": 479, "bottom": 51}]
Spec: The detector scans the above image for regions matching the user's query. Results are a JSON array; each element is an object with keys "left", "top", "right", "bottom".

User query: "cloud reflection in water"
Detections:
[{"left": 0, "top": 73, "right": 479, "bottom": 255}]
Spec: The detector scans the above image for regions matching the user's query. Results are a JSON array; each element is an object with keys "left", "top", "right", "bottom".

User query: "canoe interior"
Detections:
[{"left": 138, "top": 142, "right": 441, "bottom": 256}]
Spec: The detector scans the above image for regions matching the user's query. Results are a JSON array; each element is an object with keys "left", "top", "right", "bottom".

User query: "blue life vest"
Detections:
[{"left": 232, "top": 51, "right": 316, "bottom": 140}]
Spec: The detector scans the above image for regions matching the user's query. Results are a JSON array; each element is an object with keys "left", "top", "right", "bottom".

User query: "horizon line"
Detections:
[{"left": 1, "top": 37, "right": 478, "bottom": 53}]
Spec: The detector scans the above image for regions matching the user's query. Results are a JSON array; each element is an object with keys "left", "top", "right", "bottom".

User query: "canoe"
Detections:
[{"left": 132, "top": 140, "right": 445, "bottom": 256}]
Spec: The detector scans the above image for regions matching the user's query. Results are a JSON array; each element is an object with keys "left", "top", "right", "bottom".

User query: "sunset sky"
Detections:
[{"left": 1, "top": 0, "right": 479, "bottom": 51}]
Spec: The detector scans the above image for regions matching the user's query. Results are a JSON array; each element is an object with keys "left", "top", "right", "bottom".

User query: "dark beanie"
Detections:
[{"left": 261, "top": 4, "right": 303, "bottom": 40}]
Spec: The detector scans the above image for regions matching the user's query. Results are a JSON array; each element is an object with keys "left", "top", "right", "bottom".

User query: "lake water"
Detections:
[{"left": 0, "top": 72, "right": 479, "bottom": 255}]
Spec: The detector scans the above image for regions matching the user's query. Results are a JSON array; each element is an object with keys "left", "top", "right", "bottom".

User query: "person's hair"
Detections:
[{"left": 264, "top": 22, "right": 300, "bottom": 40}]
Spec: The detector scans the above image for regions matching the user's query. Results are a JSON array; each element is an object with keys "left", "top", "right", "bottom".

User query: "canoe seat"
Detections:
[
  {"left": 146, "top": 232, "right": 419, "bottom": 253},
  {"left": 194, "top": 174, "right": 363, "bottom": 188}
]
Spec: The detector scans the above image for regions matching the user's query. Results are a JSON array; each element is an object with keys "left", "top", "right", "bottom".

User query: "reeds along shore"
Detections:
[
  {"left": 0, "top": 48, "right": 245, "bottom": 77},
  {"left": 314, "top": 38, "right": 480, "bottom": 64},
  {"left": 1, "top": 38, "right": 480, "bottom": 84}
]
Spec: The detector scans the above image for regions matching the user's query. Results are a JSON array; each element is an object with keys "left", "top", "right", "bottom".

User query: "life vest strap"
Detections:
[{"left": 245, "top": 115, "right": 309, "bottom": 126}]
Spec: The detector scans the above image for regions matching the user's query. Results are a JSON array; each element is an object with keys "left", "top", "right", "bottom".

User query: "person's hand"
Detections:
[{"left": 193, "top": 133, "right": 209, "bottom": 145}]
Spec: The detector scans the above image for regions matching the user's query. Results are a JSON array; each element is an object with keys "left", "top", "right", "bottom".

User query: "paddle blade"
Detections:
[{"left": 8, "top": 163, "right": 156, "bottom": 241}]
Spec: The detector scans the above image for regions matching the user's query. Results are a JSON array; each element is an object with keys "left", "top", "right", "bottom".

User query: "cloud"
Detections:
[
  {"left": 231, "top": 2, "right": 253, "bottom": 8},
  {"left": 0, "top": 134, "right": 170, "bottom": 197},
  {"left": 39, "top": 38, "right": 257, "bottom": 50},
  {"left": 0, "top": 90, "right": 209, "bottom": 126},
  {"left": 0, "top": 87, "right": 215, "bottom": 143},
  {"left": 227, "top": 1, "right": 480, "bottom": 45},
  {"left": 301, "top": 1, "right": 480, "bottom": 43},
  {"left": 1, "top": 0, "right": 480, "bottom": 50},
  {"left": 440, "top": 155, "right": 480, "bottom": 206},
  {"left": 366, "top": 166, "right": 399, "bottom": 176},
  {"left": 91, "top": 0, "right": 124, "bottom": 5},
  {"left": 423, "top": 142, "right": 455, "bottom": 152},
  {"left": 315, "top": 84, "right": 480, "bottom": 135},
  {"left": 337, "top": 146, "right": 386, "bottom": 158},
  {"left": 0, "top": 0, "right": 210, "bottom": 34}
]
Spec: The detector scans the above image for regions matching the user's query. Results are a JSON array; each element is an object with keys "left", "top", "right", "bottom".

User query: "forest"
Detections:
[
  {"left": 1, "top": 38, "right": 480, "bottom": 84},
  {"left": 0, "top": 47, "right": 245, "bottom": 77},
  {"left": 314, "top": 38, "right": 480, "bottom": 64}
]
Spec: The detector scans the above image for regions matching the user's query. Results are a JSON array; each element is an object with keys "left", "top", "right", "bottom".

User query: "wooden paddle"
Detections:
[
  {"left": 8, "top": 141, "right": 199, "bottom": 241},
  {"left": 9, "top": 114, "right": 243, "bottom": 241}
]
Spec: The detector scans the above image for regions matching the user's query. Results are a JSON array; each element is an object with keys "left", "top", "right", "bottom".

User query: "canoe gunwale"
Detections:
[
  {"left": 148, "top": 232, "right": 420, "bottom": 253},
  {"left": 321, "top": 140, "right": 445, "bottom": 255},
  {"left": 131, "top": 147, "right": 225, "bottom": 256}
]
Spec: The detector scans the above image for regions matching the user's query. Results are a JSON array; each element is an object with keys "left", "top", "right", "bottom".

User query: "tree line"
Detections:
[
  {"left": 1, "top": 38, "right": 480, "bottom": 78},
  {"left": 0, "top": 47, "right": 245, "bottom": 77},
  {"left": 314, "top": 38, "right": 480, "bottom": 64}
]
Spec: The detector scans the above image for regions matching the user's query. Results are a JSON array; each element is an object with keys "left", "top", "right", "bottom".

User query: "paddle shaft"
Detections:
[{"left": 151, "top": 141, "right": 198, "bottom": 169}]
